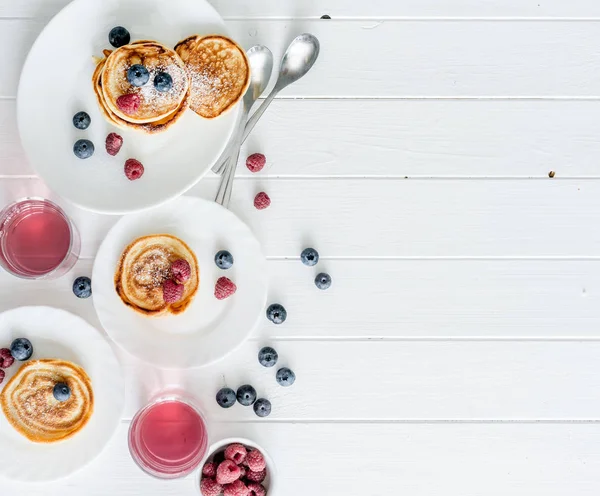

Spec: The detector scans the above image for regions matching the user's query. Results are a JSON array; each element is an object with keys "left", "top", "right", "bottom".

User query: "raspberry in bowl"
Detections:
[{"left": 198, "top": 438, "right": 276, "bottom": 496}]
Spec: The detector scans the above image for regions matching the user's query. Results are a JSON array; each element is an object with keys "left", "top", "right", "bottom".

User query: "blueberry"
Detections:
[
  {"left": 276, "top": 367, "right": 296, "bottom": 387},
  {"left": 216, "top": 387, "right": 236, "bottom": 408},
  {"left": 236, "top": 384, "right": 257, "bottom": 406},
  {"left": 258, "top": 346, "right": 278, "bottom": 368},
  {"left": 53, "top": 382, "right": 71, "bottom": 402},
  {"left": 72, "top": 111, "right": 91, "bottom": 130},
  {"left": 73, "top": 276, "right": 92, "bottom": 298},
  {"left": 300, "top": 248, "right": 319, "bottom": 266},
  {"left": 127, "top": 64, "right": 150, "bottom": 87},
  {"left": 73, "top": 139, "right": 94, "bottom": 159},
  {"left": 154, "top": 72, "right": 173, "bottom": 92},
  {"left": 266, "top": 303, "right": 287, "bottom": 324},
  {"left": 109, "top": 26, "right": 130, "bottom": 48},
  {"left": 253, "top": 398, "right": 271, "bottom": 418},
  {"left": 215, "top": 250, "right": 234, "bottom": 270},
  {"left": 10, "top": 338, "right": 33, "bottom": 361},
  {"left": 315, "top": 272, "right": 332, "bottom": 290}
]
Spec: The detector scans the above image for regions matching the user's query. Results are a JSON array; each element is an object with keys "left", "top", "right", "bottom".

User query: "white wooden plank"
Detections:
[
  {"left": 5, "top": 99, "right": 600, "bottom": 178},
  {"left": 4, "top": 19, "right": 600, "bottom": 98},
  {"left": 1, "top": 423, "right": 600, "bottom": 496},
  {"left": 7, "top": 0, "right": 600, "bottom": 20}
]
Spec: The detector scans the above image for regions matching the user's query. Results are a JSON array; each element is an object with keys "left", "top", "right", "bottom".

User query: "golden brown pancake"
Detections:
[
  {"left": 175, "top": 35, "right": 250, "bottom": 119},
  {"left": 115, "top": 234, "right": 199, "bottom": 317},
  {"left": 0, "top": 360, "right": 94, "bottom": 443},
  {"left": 101, "top": 41, "right": 189, "bottom": 123}
]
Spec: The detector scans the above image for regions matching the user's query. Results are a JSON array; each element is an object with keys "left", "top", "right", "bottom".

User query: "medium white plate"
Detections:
[
  {"left": 17, "top": 0, "right": 239, "bottom": 214},
  {"left": 0, "top": 306, "right": 124, "bottom": 482},
  {"left": 92, "top": 196, "right": 268, "bottom": 368}
]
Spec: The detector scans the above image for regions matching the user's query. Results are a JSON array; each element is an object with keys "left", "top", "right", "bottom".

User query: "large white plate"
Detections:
[
  {"left": 17, "top": 0, "right": 239, "bottom": 214},
  {"left": 92, "top": 196, "right": 268, "bottom": 368},
  {"left": 0, "top": 306, "right": 124, "bottom": 482}
]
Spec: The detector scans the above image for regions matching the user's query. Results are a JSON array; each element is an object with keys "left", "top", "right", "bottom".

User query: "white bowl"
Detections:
[{"left": 197, "top": 437, "right": 277, "bottom": 496}]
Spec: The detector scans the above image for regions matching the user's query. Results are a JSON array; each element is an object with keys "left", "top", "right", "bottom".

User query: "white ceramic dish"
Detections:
[
  {"left": 17, "top": 0, "right": 239, "bottom": 214},
  {"left": 92, "top": 196, "right": 268, "bottom": 368},
  {"left": 197, "top": 437, "right": 277, "bottom": 496},
  {"left": 0, "top": 306, "right": 124, "bottom": 482}
]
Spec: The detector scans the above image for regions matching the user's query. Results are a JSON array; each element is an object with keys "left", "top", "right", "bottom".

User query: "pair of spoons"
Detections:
[{"left": 214, "top": 33, "right": 320, "bottom": 207}]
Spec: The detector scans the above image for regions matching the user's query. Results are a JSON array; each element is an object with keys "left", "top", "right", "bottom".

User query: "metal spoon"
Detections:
[
  {"left": 215, "top": 45, "right": 273, "bottom": 207},
  {"left": 212, "top": 33, "right": 320, "bottom": 174}
]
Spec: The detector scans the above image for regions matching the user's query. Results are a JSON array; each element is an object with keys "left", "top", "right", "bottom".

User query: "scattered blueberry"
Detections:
[
  {"left": 321, "top": 14, "right": 331, "bottom": 19},
  {"left": 154, "top": 72, "right": 173, "bottom": 92},
  {"left": 215, "top": 250, "right": 234, "bottom": 270},
  {"left": 109, "top": 26, "right": 130, "bottom": 48},
  {"left": 236, "top": 384, "right": 257, "bottom": 406},
  {"left": 253, "top": 398, "right": 271, "bottom": 417},
  {"left": 300, "top": 247, "right": 319, "bottom": 266},
  {"left": 315, "top": 272, "right": 332, "bottom": 290},
  {"left": 127, "top": 64, "right": 150, "bottom": 87},
  {"left": 216, "top": 387, "right": 236, "bottom": 408},
  {"left": 53, "top": 382, "right": 71, "bottom": 402},
  {"left": 72, "top": 111, "right": 91, "bottom": 130},
  {"left": 266, "top": 304, "right": 287, "bottom": 324},
  {"left": 73, "top": 139, "right": 94, "bottom": 159},
  {"left": 276, "top": 367, "right": 296, "bottom": 387},
  {"left": 258, "top": 346, "right": 278, "bottom": 368},
  {"left": 10, "top": 338, "right": 33, "bottom": 361},
  {"left": 73, "top": 277, "right": 92, "bottom": 299}
]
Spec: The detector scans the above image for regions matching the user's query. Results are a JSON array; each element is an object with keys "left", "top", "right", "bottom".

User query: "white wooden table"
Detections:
[{"left": 2, "top": 0, "right": 600, "bottom": 494}]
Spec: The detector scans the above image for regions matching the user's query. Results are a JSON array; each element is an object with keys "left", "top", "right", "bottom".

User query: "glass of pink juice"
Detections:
[
  {"left": 128, "top": 393, "right": 208, "bottom": 479},
  {"left": 0, "top": 198, "right": 80, "bottom": 279}
]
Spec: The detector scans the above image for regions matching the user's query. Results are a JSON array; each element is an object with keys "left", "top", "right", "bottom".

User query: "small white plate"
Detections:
[
  {"left": 17, "top": 0, "right": 238, "bottom": 214},
  {"left": 0, "top": 306, "right": 124, "bottom": 482},
  {"left": 92, "top": 196, "right": 268, "bottom": 368}
]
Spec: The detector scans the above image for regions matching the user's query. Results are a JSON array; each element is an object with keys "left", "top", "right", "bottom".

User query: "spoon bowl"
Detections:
[{"left": 276, "top": 33, "right": 321, "bottom": 89}]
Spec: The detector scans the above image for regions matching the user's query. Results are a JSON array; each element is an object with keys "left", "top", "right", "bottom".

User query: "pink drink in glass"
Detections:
[
  {"left": 0, "top": 199, "right": 80, "bottom": 279},
  {"left": 129, "top": 394, "right": 208, "bottom": 479}
]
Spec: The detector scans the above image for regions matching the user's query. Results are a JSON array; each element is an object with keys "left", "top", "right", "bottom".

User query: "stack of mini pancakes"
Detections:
[{"left": 93, "top": 35, "right": 250, "bottom": 134}]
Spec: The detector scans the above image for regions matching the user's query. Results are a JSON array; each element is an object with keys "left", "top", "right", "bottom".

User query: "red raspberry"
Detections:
[
  {"left": 246, "top": 153, "right": 266, "bottom": 173},
  {"left": 215, "top": 277, "right": 237, "bottom": 300},
  {"left": 200, "top": 478, "right": 223, "bottom": 496},
  {"left": 224, "top": 480, "right": 249, "bottom": 496},
  {"left": 253, "top": 192, "right": 270, "bottom": 210},
  {"left": 0, "top": 369, "right": 5, "bottom": 384},
  {"left": 124, "top": 158, "right": 144, "bottom": 180},
  {"left": 245, "top": 468, "right": 266, "bottom": 483},
  {"left": 163, "top": 279, "right": 184, "bottom": 303},
  {"left": 105, "top": 133, "right": 123, "bottom": 156},
  {"left": 225, "top": 443, "right": 247, "bottom": 465},
  {"left": 116, "top": 93, "right": 140, "bottom": 115},
  {"left": 246, "top": 450, "right": 266, "bottom": 472},
  {"left": 247, "top": 483, "right": 266, "bottom": 496},
  {"left": 171, "top": 259, "right": 191, "bottom": 284},
  {"left": 0, "top": 348, "right": 14, "bottom": 368},
  {"left": 216, "top": 460, "right": 242, "bottom": 485},
  {"left": 202, "top": 462, "right": 217, "bottom": 478}
]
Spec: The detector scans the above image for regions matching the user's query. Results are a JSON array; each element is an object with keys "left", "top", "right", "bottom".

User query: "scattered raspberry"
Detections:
[
  {"left": 0, "top": 369, "right": 4, "bottom": 384},
  {"left": 215, "top": 277, "right": 237, "bottom": 300},
  {"left": 171, "top": 259, "right": 191, "bottom": 284},
  {"left": 202, "top": 462, "right": 217, "bottom": 478},
  {"left": 224, "top": 480, "right": 249, "bottom": 496},
  {"left": 163, "top": 279, "right": 184, "bottom": 304},
  {"left": 225, "top": 443, "right": 247, "bottom": 465},
  {"left": 200, "top": 478, "right": 223, "bottom": 496},
  {"left": 116, "top": 93, "right": 140, "bottom": 114},
  {"left": 105, "top": 133, "right": 123, "bottom": 156},
  {"left": 246, "top": 450, "right": 266, "bottom": 472},
  {"left": 246, "top": 468, "right": 266, "bottom": 483},
  {"left": 216, "top": 460, "right": 242, "bottom": 485},
  {"left": 124, "top": 158, "right": 144, "bottom": 180},
  {"left": 246, "top": 153, "right": 266, "bottom": 173},
  {"left": 247, "top": 482, "right": 266, "bottom": 496},
  {"left": 0, "top": 348, "right": 14, "bottom": 368},
  {"left": 254, "top": 192, "right": 271, "bottom": 210}
]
